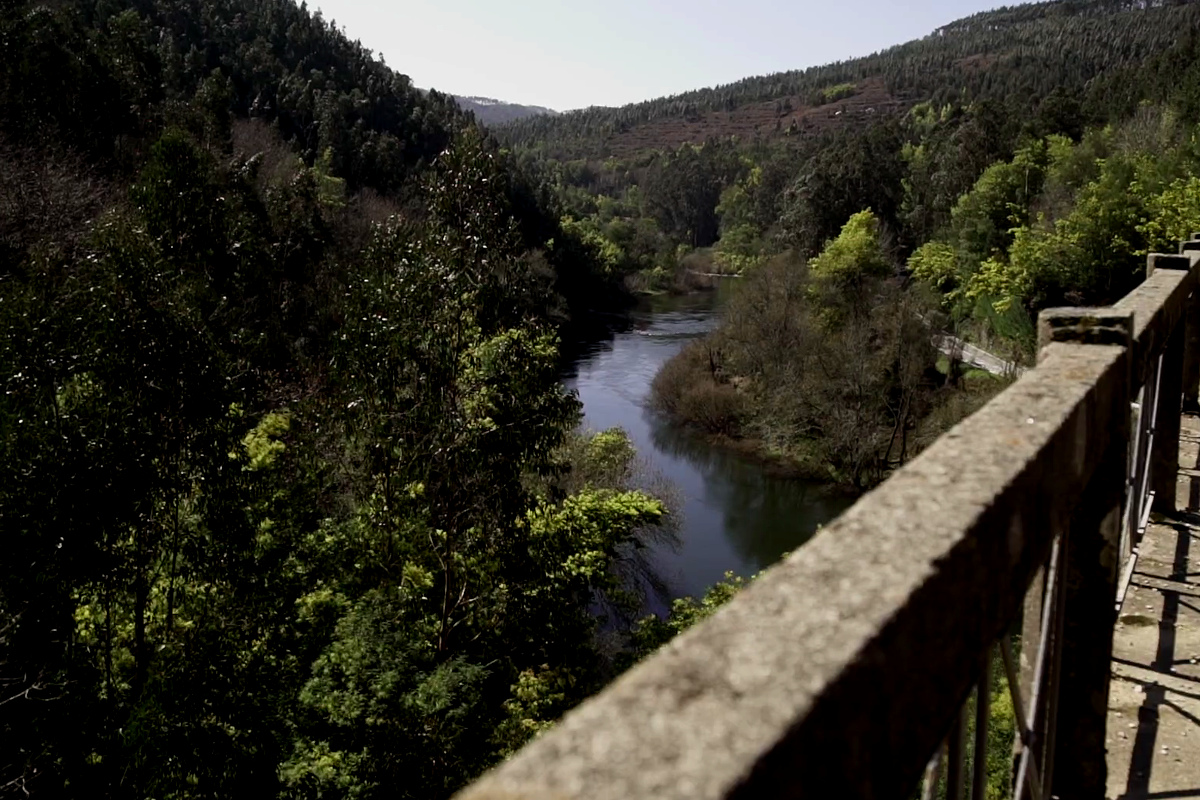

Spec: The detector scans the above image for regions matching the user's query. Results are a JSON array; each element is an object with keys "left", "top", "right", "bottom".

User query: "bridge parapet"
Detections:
[{"left": 455, "top": 243, "right": 1200, "bottom": 800}]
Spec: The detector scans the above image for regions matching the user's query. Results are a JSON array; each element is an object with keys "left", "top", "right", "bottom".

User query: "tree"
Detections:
[
  {"left": 808, "top": 209, "right": 894, "bottom": 325},
  {"left": 778, "top": 121, "right": 906, "bottom": 257},
  {"left": 642, "top": 141, "right": 742, "bottom": 248},
  {"left": 279, "top": 139, "right": 668, "bottom": 798}
]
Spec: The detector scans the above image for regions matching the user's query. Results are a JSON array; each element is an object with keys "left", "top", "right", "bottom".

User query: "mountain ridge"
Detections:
[
  {"left": 498, "top": 0, "right": 1200, "bottom": 159},
  {"left": 452, "top": 94, "right": 558, "bottom": 125}
]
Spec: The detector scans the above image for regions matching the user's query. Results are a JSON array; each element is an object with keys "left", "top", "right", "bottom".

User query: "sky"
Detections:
[{"left": 310, "top": 0, "right": 1034, "bottom": 112}]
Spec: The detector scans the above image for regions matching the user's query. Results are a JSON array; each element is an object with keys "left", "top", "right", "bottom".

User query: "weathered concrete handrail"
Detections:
[{"left": 456, "top": 246, "right": 1200, "bottom": 800}]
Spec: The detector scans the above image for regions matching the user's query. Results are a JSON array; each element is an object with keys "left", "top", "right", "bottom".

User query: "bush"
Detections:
[
  {"left": 650, "top": 340, "right": 708, "bottom": 416},
  {"left": 650, "top": 341, "right": 744, "bottom": 434},
  {"left": 677, "top": 380, "right": 744, "bottom": 435}
]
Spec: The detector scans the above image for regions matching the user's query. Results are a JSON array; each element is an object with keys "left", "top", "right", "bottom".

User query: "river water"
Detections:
[{"left": 561, "top": 283, "right": 854, "bottom": 603}]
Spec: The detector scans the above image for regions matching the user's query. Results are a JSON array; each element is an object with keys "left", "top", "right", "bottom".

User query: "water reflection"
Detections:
[
  {"left": 564, "top": 285, "right": 853, "bottom": 601},
  {"left": 646, "top": 409, "right": 853, "bottom": 574}
]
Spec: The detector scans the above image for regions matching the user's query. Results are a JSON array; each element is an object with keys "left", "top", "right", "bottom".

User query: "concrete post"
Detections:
[
  {"left": 1014, "top": 318, "right": 1058, "bottom": 786},
  {"left": 1148, "top": 254, "right": 1187, "bottom": 514},
  {"left": 1026, "top": 309, "right": 1132, "bottom": 799},
  {"left": 1179, "top": 239, "right": 1200, "bottom": 413},
  {"left": 1051, "top": 430, "right": 1127, "bottom": 798}
]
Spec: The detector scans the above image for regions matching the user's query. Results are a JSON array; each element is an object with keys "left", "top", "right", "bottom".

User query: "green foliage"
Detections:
[
  {"left": 11, "top": 0, "right": 1200, "bottom": 796},
  {"left": 819, "top": 83, "right": 858, "bottom": 104},
  {"left": 492, "top": 666, "right": 576, "bottom": 756},
  {"left": 1140, "top": 175, "right": 1200, "bottom": 253},
  {"left": 779, "top": 121, "right": 906, "bottom": 257},
  {"left": 497, "top": 0, "right": 1200, "bottom": 162},
  {"left": 286, "top": 588, "right": 492, "bottom": 798},
  {"left": 131, "top": 131, "right": 225, "bottom": 269},
  {"left": 900, "top": 113, "right": 1200, "bottom": 351},
  {"left": 240, "top": 411, "right": 291, "bottom": 471},
  {"left": 313, "top": 148, "right": 347, "bottom": 209},
  {"left": 809, "top": 210, "right": 891, "bottom": 286},
  {"left": 561, "top": 216, "right": 627, "bottom": 277},
  {"left": 900, "top": 101, "right": 1021, "bottom": 246},
  {"left": 908, "top": 240, "right": 958, "bottom": 296},
  {"left": 643, "top": 140, "right": 744, "bottom": 248},
  {"left": 984, "top": 666, "right": 1017, "bottom": 800},
  {"left": 714, "top": 166, "right": 769, "bottom": 271},
  {"left": 963, "top": 140, "right": 1172, "bottom": 314},
  {"left": 0, "top": 6, "right": 664, "bottom": 791},
  {"left": 629, "top": 572, "right": 748, "bottom": 658},
  {"left": 949, "top": 138, "right": 1053, "bottom": 266},
  {"left": 563, "top": 428, "right": 640, "bottom": 491}
]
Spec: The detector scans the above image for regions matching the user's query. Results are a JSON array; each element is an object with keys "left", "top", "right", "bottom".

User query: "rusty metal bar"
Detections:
[
  {"left": 1039, "top": 526, "right": 1068, "bottom": 800},
  {"left": 1001, "top": 636, "right": 1043, "bottom": 800},
  {"left": 947, "top": 704, "right": 967, "bottom": 800},
  {"left": 972, "top": 653, "right": 992, "bottom": 800},
  {"left": 1118, "top": 349, "right": 1165, "bottom": 610},
  {"left": 1136, "top": 353, "right": 1162, "bottom": 526},
  {"left": 1012, "top": 531, "right": 1064, "bottom": 800},
  {"left": 922, "top": 743, "right": 944, "bottom": 800},
  {"left": 1122, "top": 392, "right": 1144, "bottom": 566}
]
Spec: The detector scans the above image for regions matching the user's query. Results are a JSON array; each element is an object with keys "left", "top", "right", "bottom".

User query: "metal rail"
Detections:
[{"left": 1117, "top": 351, "right": 1162, "bottom": 610}]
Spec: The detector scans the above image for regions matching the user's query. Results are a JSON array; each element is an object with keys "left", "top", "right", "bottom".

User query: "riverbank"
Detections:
[
  {"left": 647, "top": 252, "right": 1012, "bottom": 490},
  {"left": 564, "top": 286, "right": 854, "bottom": 600},
  {"left": 650, "top": 334, "right": 1009, "bottom": 490},
  {"left": 623, "top": 246, "right": 752, "bottom": 296},
  {"left": 686, "top": 428, "right": 857, "bottom": 492},
  {"left": 685, "top": 385, "right": 1002, "bottom": 484}
]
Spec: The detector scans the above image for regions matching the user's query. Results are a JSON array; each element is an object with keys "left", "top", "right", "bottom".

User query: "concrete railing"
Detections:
[{"left": 455, "top": 240, "right": 1200, "bottom": 800}]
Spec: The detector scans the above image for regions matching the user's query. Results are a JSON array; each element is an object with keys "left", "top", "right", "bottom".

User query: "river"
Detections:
[{"left": 561, "top": 283, "right": 854, "bottom": 604}]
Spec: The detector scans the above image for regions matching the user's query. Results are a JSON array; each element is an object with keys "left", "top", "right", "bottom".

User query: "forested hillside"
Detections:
[
  {"left": 501, "top": 0, "right": 1200, "bottom": 160},
  {"left": 0, "top": 0, "right": 667, "bottom": 797},
  {"left": 454, "top": 95, "right": 558, "bottom": 125}
]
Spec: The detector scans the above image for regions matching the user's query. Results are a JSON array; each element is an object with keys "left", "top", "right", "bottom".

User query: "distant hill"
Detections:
[
  {"left": 500, "top": 0, "right": 1200, "bottom": 159},
  {"left": 453, "top": 95, "right": 558, "bottom": 126}
]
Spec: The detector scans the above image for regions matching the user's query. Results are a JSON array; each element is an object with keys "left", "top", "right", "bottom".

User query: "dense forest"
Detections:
[
  {"left": 6, "top": 0, "right": 1200, "bottom": 797},
  {"left": 500, "top": 0, "right": 1200, "bottom": 160},
  {"left": 0, "top": 0, "right": 677, "bottom": 796}
]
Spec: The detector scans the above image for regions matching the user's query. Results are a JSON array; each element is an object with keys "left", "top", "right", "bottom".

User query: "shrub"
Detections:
[
  {"left": 650, "top": 341, "right": 744, "bottom": 434},
  {"left": 820, "top": 83, "right": 857, "bottom": 104},
  {"left": 676, "top": 380, "right": 744, "bottom": 435}
]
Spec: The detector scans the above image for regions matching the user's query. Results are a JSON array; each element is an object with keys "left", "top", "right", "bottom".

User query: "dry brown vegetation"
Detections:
[
  {"left": 231, "top": 119, "right": 303, "bottom": 189},
  {"left": 0, "top": 135, "right": 113, "bottom": 262},
  {"left": 602, "top": 77, "right": 906, "bottom": 159},
  {"left": 651, "top": 340, "right": 746, "bottom": 436}
]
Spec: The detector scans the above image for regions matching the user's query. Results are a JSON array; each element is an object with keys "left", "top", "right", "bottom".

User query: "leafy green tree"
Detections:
[
  {"left": 1141, "top": 176, "right": 1200, "bottom": 252},
  {"left": 627, "top": 572, "right": 748, "bottom": 659},
  {"left": 642, "top": 140, "right": 743, "bottom": 248},
  {"left": 908, "top": 240, "right": 959, "bottom": 297},
  {"left": 949, "top": 138, "right": 1055, "bottom": 268},
  {"left": 274, "top": 140, "right": 669, "bottom": 799},
  {"left": 779, "top": 121, "right": 906, "bottom": 257},
  {"left": 807, "top": 210, "right": 894, "bottom": 325}
]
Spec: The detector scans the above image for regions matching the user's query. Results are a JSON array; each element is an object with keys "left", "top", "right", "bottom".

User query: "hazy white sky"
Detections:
[{"left": 310, "top": 0, "right": 1032, "bottom": 111}]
